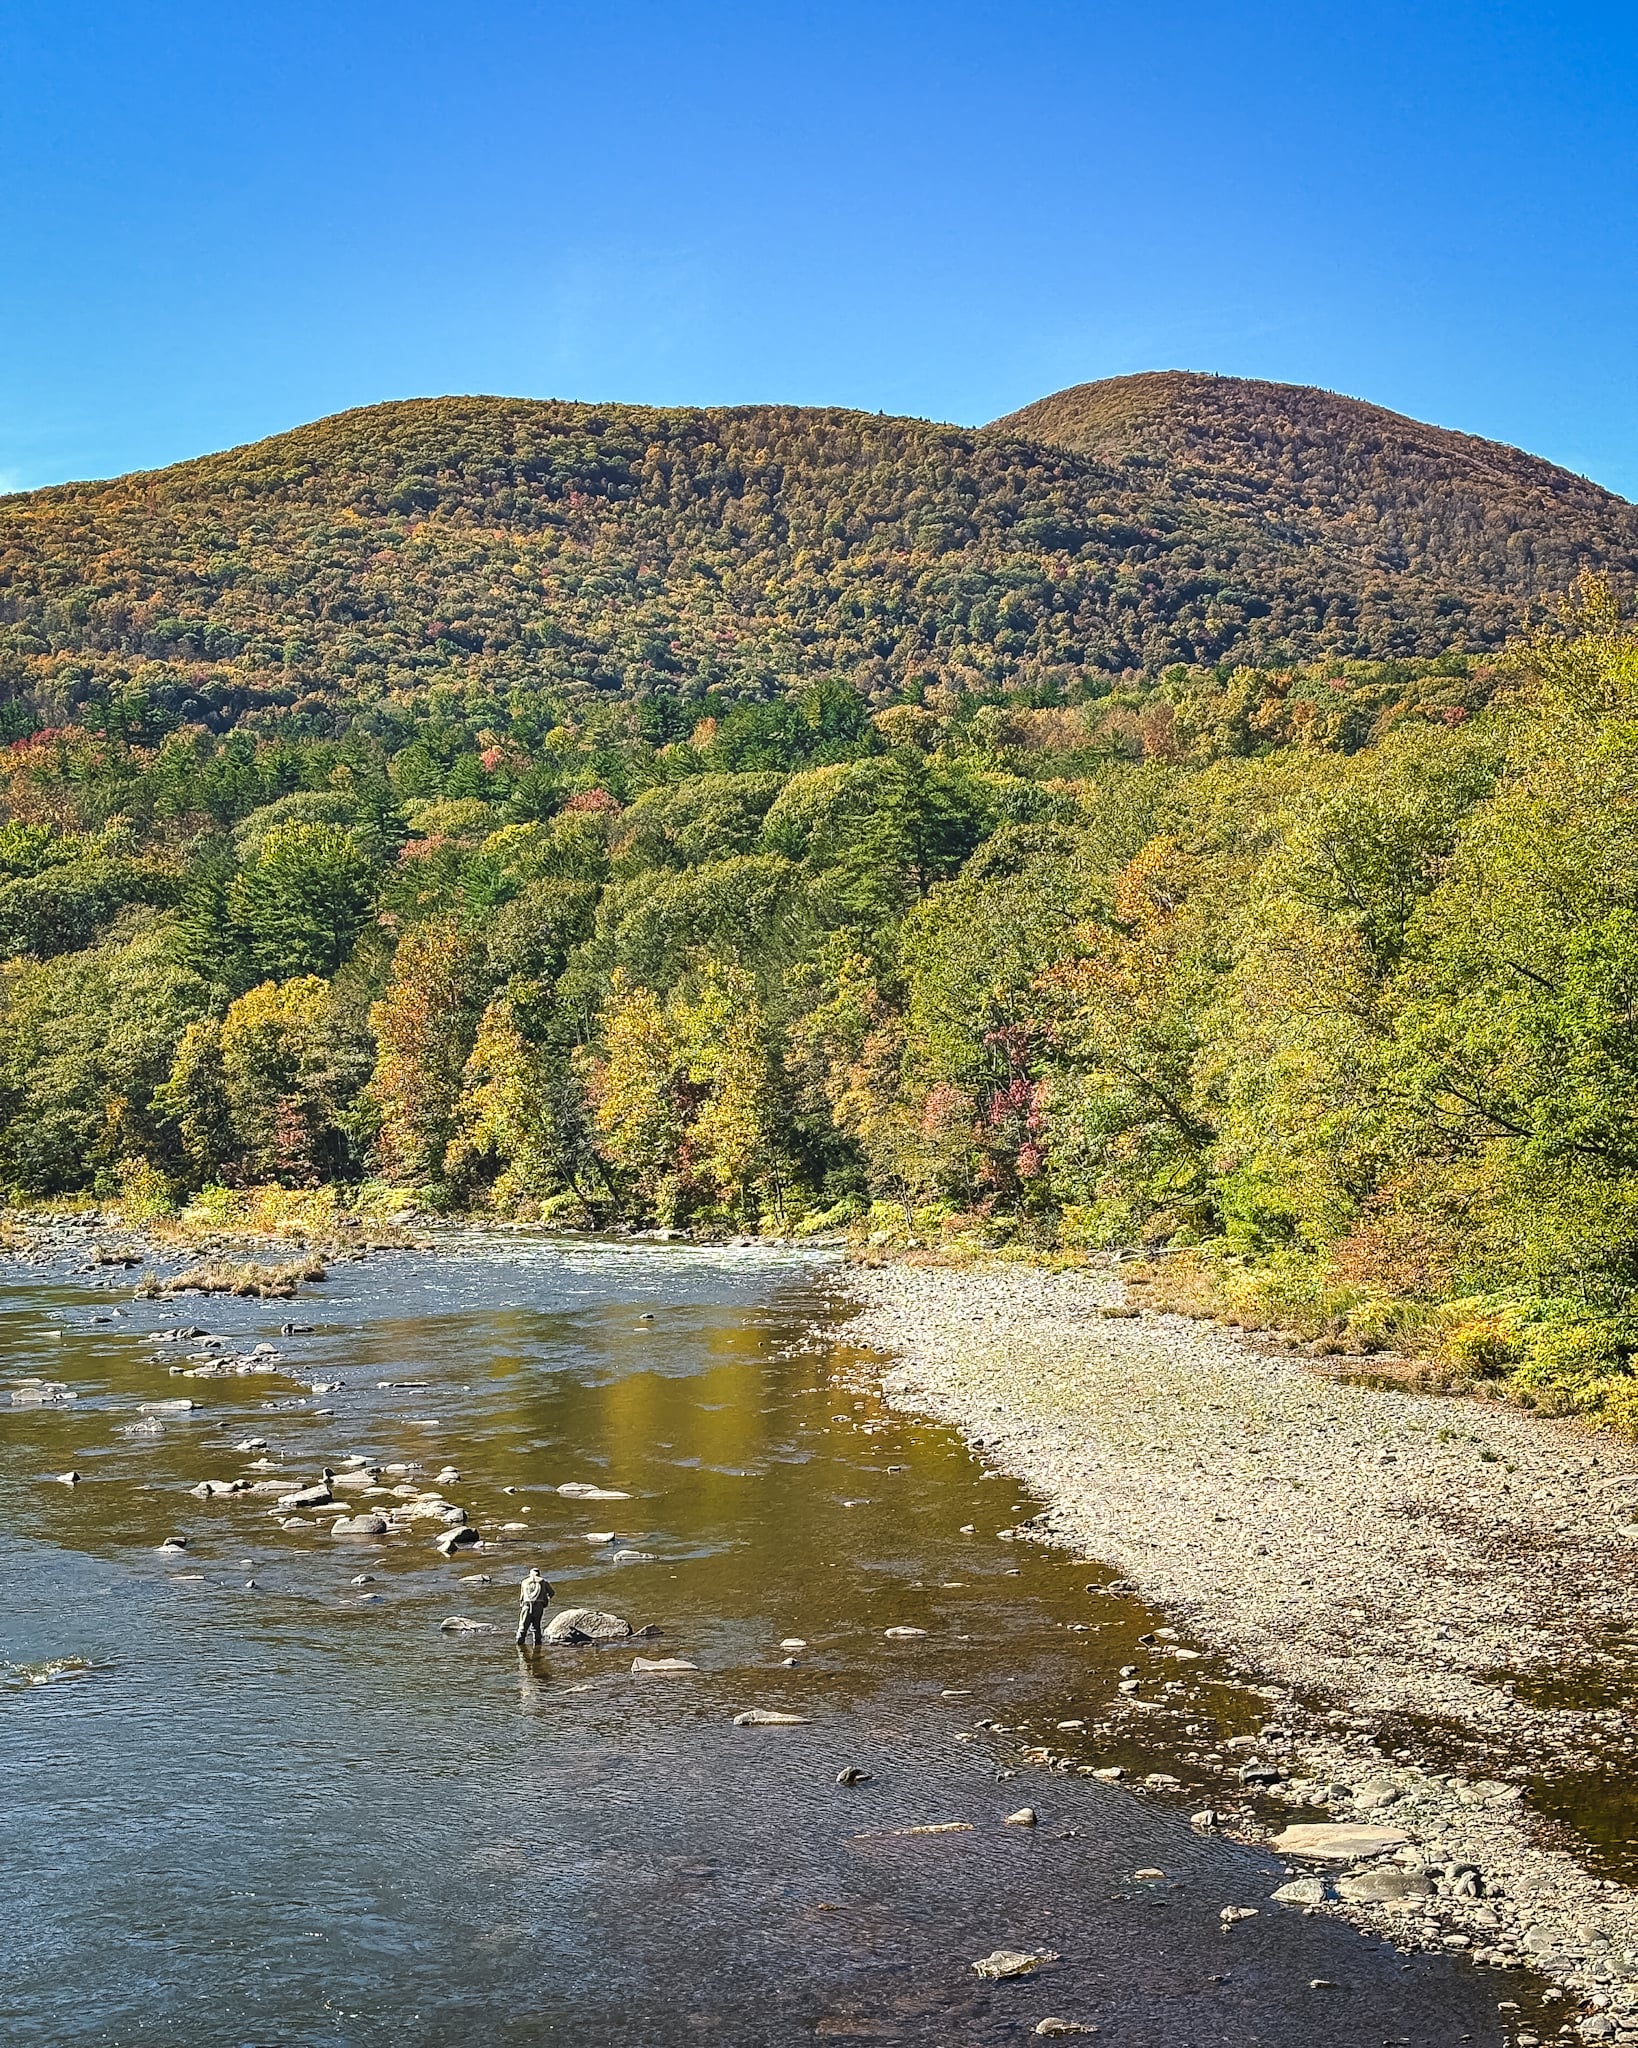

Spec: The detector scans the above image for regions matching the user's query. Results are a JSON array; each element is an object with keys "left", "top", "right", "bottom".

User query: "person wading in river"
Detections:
[{"left": 516, "top": 1567, "right": 553, "bottom": 1648}]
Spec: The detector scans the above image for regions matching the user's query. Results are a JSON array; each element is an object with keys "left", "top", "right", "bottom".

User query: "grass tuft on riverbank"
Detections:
[{"left": 133, "top": 1254, "right": 327, "bottom": 1299}]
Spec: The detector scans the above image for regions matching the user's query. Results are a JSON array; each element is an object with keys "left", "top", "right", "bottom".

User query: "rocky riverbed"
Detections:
[
  {"left": 845, "top": 1256, "right": 1638, "bottom": 2041},
  {"left": 10, "top": 1232, "right": 1525, "bottom": 2046}
]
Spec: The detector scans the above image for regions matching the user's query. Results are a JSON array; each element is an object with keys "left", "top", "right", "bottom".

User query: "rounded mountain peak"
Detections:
[{"left": 989, "top": 370, "right": 1637, "bottom": 590}]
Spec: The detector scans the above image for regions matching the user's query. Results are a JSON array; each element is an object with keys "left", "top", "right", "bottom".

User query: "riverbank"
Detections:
[
  {"left": 844, "top": 1255, "right": 1638, "bottom": 2035},
  {"left": 0, "top": 1201, "right": 833, "bottom": 1270},
  {"left": 0, "top": 1199, "right": 436, "bottom": 1265}
]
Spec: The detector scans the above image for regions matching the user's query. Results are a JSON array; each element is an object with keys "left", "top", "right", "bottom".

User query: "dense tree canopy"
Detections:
[{"left": 3, "top": 385, "right": 1627, "bottom": 755}]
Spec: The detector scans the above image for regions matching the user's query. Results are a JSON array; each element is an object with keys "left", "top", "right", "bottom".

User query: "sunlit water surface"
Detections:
[{"left": 1, "top": 1239, "right": 1512, "bottom": 2044}]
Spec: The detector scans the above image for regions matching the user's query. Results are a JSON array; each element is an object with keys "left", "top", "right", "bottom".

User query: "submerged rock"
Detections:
[
  {"left": 556, "top": 1482, "right": 631, "bottom": 1501},
  {"left": 631, "top": 1656, "right": 698, "bottom": 1672},
  {"left": 972, "top": 1948, "right": 1058, "bottom": 1980}
]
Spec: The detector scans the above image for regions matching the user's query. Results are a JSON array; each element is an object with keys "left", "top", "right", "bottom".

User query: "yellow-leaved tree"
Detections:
[
  {"left": 445, "top": 996, "right": 594, "bottom": 1215},
  {"left": 582, "top": 965, "right": 791, "bottom": 1226},
  {"left": 580, "top": 971, "right": 692, "bottom": 1223},
  {"left": 158, "top": 975, "right": 359, "bottom": 1186},
  {"left": 674, "top": 967, "right": 789, "bottom": 1224}
]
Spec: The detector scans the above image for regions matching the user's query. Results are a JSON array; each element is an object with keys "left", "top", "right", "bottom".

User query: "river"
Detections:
[{"left": 1, "top": 1235, "right": 1517, "bottom": 2043}]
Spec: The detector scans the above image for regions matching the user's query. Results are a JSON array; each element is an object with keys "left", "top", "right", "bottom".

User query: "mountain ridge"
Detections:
[{"left": 0, "top": 377, "right": 1629, "bottom": 740}]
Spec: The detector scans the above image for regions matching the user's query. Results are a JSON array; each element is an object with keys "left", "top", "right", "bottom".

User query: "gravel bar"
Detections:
[{"left": 845, "top": 1257, "right": 1638, "bottom": 2034}]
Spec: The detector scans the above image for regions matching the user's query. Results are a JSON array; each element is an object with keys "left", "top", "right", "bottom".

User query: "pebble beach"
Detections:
[{"left": 845, "top": 1256, "right": 1638, "bottom": 2038}]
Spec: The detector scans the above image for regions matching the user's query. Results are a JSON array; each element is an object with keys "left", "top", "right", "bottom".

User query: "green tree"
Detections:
[
  {"left": 157, "top": 976, "right": 368, "bottom": 1186},
  {"left": 229, "top": 822, "right": 377, "bottom": 978},
  {"left": 446, "top": 997, "right": 597, "bottom": 1214},
  {"left": 673, "top": 967, "right": 792, "bottom": 1221},
  {"left": 0, "top": 915, "right": 212, "bottom": 1196}
]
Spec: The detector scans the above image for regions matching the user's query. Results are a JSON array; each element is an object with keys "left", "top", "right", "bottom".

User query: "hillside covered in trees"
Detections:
[
  {"left": 2, "top": 381, "right": 1633, "bottom": 753},
  {"left": 6, "top": 385, "right": 1638, "bottom": 1428}
]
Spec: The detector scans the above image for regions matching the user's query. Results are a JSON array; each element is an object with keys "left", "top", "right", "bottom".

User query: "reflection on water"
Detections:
[
  {"left": 1478, "top": 1650, "right": 1638, "bottom": 1883},
  {"left": 1, "top": 1239, "right": 1510, "bottom": 2044}
]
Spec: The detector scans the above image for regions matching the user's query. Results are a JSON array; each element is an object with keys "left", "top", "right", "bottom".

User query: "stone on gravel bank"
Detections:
[{"left": 1272, "top": 1824, "right": 1410, "bottom": 1860}]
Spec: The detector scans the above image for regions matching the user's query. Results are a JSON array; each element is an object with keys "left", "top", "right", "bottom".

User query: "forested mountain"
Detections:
[
  {"left": 996, "top": 371, "right": 1638, "bottom": 601},
  {"left": 2, "top": 384, "right": 1631, "bottom": 746}
]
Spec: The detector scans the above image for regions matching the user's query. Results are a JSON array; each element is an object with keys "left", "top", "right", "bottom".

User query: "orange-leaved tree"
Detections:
[{"left": 367, "top": 917, "right": 485, "bottom": 1186}]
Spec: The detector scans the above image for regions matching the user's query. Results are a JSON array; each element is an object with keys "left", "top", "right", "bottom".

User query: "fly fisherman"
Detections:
[{"left": 516, "top": 1567, "right": 553, "bottom": 1648}]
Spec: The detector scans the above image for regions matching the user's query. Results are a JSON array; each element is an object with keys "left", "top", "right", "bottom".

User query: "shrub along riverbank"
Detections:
[{"left": 7, "top": 590, "right": 1638, "bottom": 1427}]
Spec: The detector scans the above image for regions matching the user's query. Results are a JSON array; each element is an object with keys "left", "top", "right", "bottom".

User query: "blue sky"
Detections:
[{"left": 4, "top": 0, "right": 1636, "bottom": 493}]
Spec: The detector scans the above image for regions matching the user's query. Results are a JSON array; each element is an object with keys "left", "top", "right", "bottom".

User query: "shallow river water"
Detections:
[{"left": 1, "top": 1238, "right": 1517, "bottom": 2044}]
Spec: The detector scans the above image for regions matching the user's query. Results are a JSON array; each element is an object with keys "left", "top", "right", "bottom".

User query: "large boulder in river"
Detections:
[
  {"left": 331, "top": 1513, "right": 389, "bottom": 1537},
  {"left": 278, "top": 1481, "right": 334, "bottom": 1510},
  {"left": 544, "top": 1607, "right": 631, "bottom": 1644}
]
